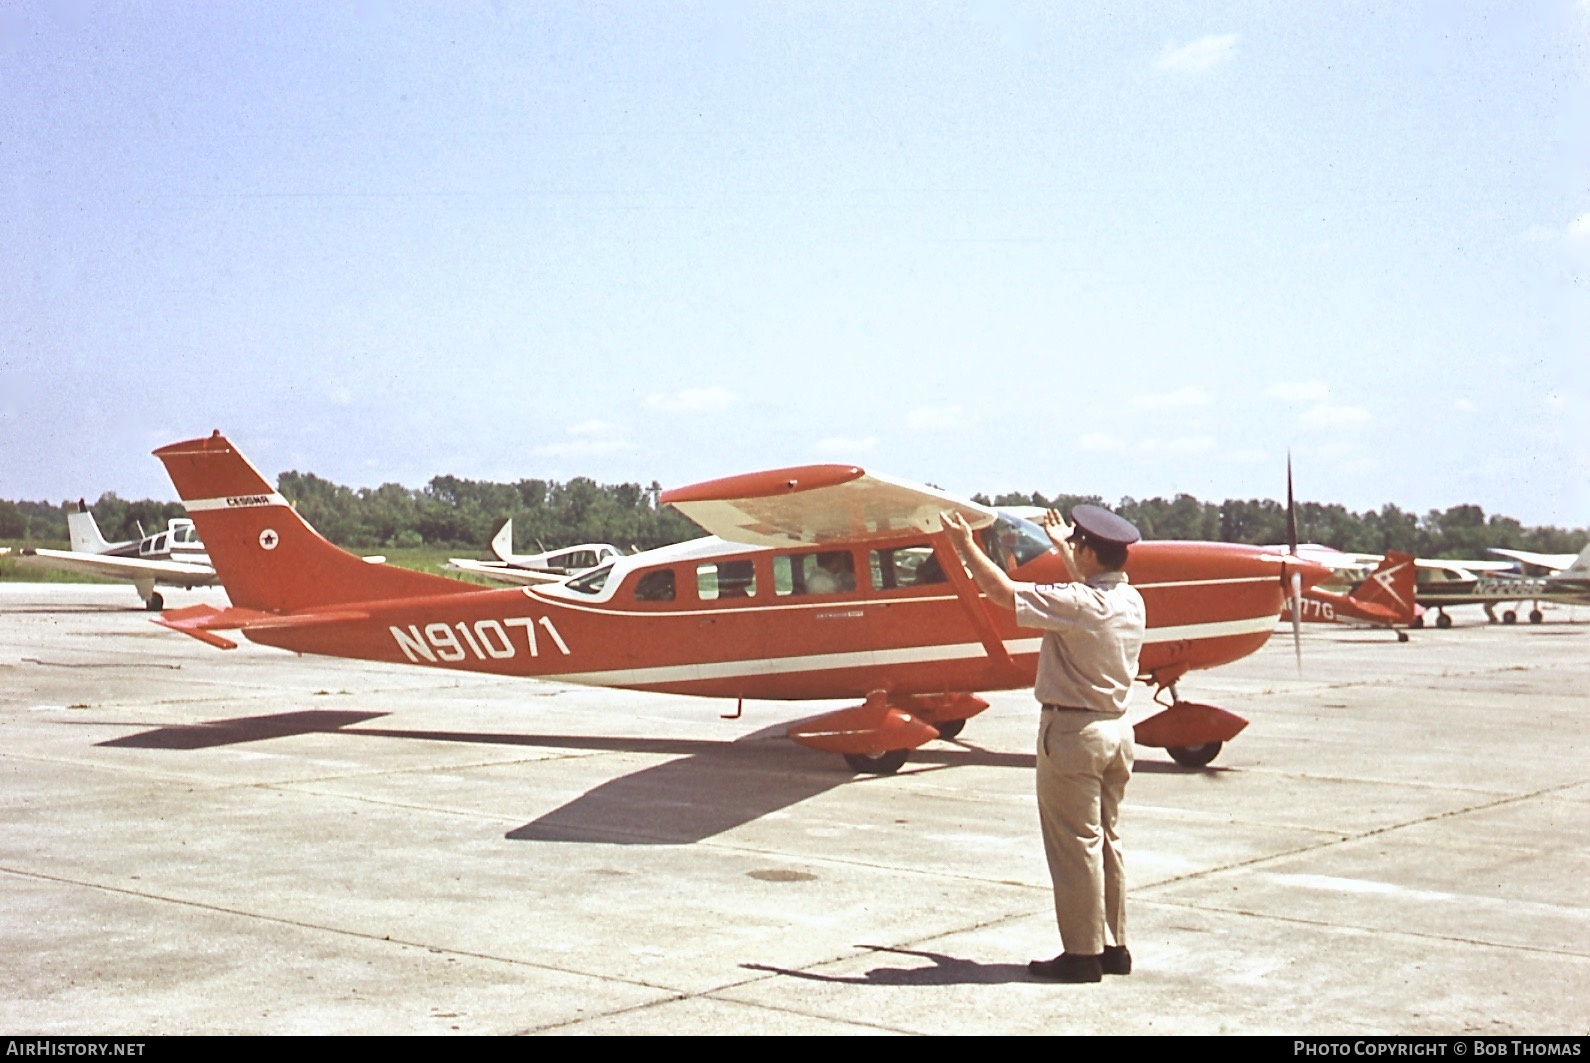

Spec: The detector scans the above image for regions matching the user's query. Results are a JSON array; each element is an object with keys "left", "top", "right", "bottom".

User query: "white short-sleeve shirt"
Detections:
[{"left": 1012, "top": 571, "right": 1146, "bottom": 716}]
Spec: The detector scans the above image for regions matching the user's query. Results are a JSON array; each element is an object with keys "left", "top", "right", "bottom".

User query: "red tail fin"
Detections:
[
  {"left": 1349, "top": 551, "right": 1417, "bottom": 625},
  {"left": 154, "top": 432, "right": 480, "bottom": 612}
]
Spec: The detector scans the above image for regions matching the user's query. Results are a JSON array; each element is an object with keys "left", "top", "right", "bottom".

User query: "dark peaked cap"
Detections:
[{"left": 1070, "top": 504, "right": 1141, "bottom": 547}]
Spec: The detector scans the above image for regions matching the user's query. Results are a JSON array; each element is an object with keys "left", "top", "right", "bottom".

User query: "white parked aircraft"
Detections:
[
  {"left": 13, "top": 500, "right": 217, "bottom": 610},
  {"left": 444, "top": 519, "right": 623, "bottom": 587}
]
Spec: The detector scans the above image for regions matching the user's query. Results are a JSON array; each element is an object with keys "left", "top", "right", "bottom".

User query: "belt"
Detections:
[{"left": 1041, "top": 703, "right": 1101, "bottom": 713}]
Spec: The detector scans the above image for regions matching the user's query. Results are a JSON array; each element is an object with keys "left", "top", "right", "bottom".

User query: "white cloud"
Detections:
[
  {"left": 1154, "top": 34, "right": 1238, "bottom": 73},
  {"left": 1130, "top": 386, "right": 1209, "bottom": 410},
  {"left": 812, "top": 435, "right": 878, "bottom": 456},
  {"left": 1080, "top": 433, "right": 1126, "bottom": 451},
  {"left": 1137, "top": 435, "right": 1216, "bottom": 455},
  {"left": 1453, "top": 398, "right": 1476, "bottom": 412},
  {"left": 1300, "top": 404, "right": 1371, "bottom": 428},
  {"left": 645, "top": 387, "right": 738, "bottom": 413},
  {"left": 905, "top": 404, "right": 976, "bottom": 431},
  {"left": 531, "top": 439, "right": 633, "bottom": 458},
  {"left": 568, "top": 419, "right": 618, "bottom": 436},
  {"left": 1267, "top": 380, "right": 1331, "bottom": 403}
]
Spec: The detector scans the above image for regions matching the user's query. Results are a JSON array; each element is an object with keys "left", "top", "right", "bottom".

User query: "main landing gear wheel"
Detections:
[
  {"left": 1411, "top": 615, "right": 1424, "bottom": 629},
  {"left": 145, "top": 592, "right": 164, "bottom": 612},
  {"left": 1530, "top": 609, "right": 1544, "bottom": 624},
  {"left": 932, "top": 718, "right": 966, "bottom": 741},
  {"left": 1502, "top": 610, "right": 1517, "bottom": 625},
  {"left": 1167, "top": 742, "right": 1222, "bottom": 768},
  {"left": 1396, "top": 630, "right": 1410, "bottom": 643},
  {"left": 844, "top": 749, "right": 911, "bottom": 775},
  {"left": 1435, "top": 612, "right": 1453, "bottom": 629}
]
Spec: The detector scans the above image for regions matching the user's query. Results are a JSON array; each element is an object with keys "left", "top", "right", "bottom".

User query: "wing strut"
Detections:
[{"left": 929, "top": 531, "right": 1012, "bottom": 668}]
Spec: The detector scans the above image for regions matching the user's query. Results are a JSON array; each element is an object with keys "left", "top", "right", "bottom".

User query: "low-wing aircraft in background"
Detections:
[
  {"left": 13, "top": 500, "right": 217, "bottom": 610},
  {"left": 1281, "top": 551, "right": 1418, "bottom": 641},
  {"left": 150, "top": 432, "right": 1333, "bottom": 771},
  {"left": 445, "top": 519, "right": 622, "bottom": 586}
]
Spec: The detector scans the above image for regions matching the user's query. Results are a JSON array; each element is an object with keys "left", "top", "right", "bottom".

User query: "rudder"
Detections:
[
  {"left": 1349, "top": 551, "right": 1417, "bottom": 625},
  {"left": 67, "top": 500, "right": 113, "bottom": 554}
]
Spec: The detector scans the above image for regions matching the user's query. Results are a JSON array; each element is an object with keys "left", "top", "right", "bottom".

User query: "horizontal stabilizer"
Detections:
[{"left": 154, "top": 602, "right": 371, "bottom": 650}]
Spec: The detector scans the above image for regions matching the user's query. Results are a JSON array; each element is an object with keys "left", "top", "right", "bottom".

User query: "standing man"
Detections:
[{"left": 941, "top": 505, "right": 1146, "bottom": 983}]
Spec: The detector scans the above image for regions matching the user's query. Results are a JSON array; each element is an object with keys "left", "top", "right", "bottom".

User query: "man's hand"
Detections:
[
  {"left": 1042, "top": 508, "right": 1086, "bottom": 581},
  {"left": 1040, "top": 508, "right": 1072, "bottom": 547},
  {"left": 938, "top": 510, "right": 1016, "bottom": 611},
  {"left": 940, "top": 510, "right": 977, "bottom": 556}
]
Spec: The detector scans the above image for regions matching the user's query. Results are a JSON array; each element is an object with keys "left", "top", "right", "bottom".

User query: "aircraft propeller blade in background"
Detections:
[{"left": 1287, "top": 453, "right": 1303, "bottom": 677}]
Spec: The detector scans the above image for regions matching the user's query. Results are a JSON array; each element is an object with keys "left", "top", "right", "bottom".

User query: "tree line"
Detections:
[
  {"left": 0, "top": 476, "right": 1582, "bottom": 559},
  {"left": 976, "top": 491, "right": 1586, "bottom": 558}
]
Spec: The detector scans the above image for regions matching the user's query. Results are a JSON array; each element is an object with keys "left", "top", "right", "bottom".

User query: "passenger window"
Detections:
[
  {"left": 697, "top": 560, "right": 756, "bottom": 600},
  {"left": 773, "top": 550, "right": 856, "bottom": 596},
  {"left": 633, "top": 569, "right": 676, "bottom": 602},
  {"left": 870, "top": 545, "right": 947, "bottom": 590}
]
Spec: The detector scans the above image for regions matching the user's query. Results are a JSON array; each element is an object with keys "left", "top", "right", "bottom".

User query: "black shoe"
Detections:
[
  {"left": 1027, "top": 953, "right": 1103, "bottom": 983},
  {"left": 1101, "top": 945, "right": 1132, "bottom": 976}
]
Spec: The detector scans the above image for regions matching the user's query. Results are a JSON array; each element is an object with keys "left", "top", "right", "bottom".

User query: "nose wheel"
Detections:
[{"left": 1167, "top": 742, "right": 1223, "bottom": 768}]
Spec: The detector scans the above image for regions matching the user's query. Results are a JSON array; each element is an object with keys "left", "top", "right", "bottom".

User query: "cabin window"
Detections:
[
  {"left": 566, "top": 564, "right": 612, "bottom": 594},
  {"left": 697, "top": 560, "right": 756, "bottom": 600},
  {"left": 557, "top": 550, "right": 597, "bottom": 570},
  {"left": 870, "top": 544, "right": 947, "bottom": 590},
  {"left": 772, "top": 550, "right": 856, "bottom": 596},
  {"left": 633, "top": 569, "right": 676, "bottom": 602}
]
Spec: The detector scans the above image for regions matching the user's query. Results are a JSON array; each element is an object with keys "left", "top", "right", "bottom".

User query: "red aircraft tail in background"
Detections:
[
  {"left": 153, "top": 431, "right": 479, "bottom": 614},
  {"left": 1283, "top": 551, "right": 1417, "bottom": 633}
]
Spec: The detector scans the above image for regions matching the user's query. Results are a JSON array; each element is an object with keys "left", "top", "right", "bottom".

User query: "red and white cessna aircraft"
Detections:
[{"left": 152, "top": 432, "right": 1332, "bottom": 771}]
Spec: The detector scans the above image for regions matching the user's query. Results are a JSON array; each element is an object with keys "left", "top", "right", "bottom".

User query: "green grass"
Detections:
[
  {"left": 0, "top": 540, "right": 502, "bottom": 587},
  {"left": 0, "top": 539, "right": 119, "bottom": 584}
]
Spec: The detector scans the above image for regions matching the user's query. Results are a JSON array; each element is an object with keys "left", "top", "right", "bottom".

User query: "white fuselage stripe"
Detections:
[
  {"left": 533, "top": 579, "right": 1279, "bottom": 616},
  {"left": 184, "top": 493, "right": 291, "bottom": 512},
  {"left": 536, "top": 613, "right": 1277, "bottom": 688}
]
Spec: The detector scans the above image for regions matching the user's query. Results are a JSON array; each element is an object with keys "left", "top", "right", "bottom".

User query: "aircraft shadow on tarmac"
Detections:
[
  {"left": 743, "top": 945, "right": 1031, "bottom": 986},
  {"left": 94, "top": 708, "right": 1211, "bottom": 843}
]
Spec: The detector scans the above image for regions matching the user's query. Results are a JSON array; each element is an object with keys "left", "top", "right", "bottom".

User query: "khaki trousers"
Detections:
[{"left": 1036, "top": 710, "right": 1133, "bottom": 955}]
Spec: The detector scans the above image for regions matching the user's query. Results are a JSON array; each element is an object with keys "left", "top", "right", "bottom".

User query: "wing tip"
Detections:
[{"left": 661, "top": 464, "right": 865, "bottom": 505}]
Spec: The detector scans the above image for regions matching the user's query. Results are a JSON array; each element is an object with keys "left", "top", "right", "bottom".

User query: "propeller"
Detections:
[{"left": 1286, "top": 452, "right": 1303, "bottom": 677}]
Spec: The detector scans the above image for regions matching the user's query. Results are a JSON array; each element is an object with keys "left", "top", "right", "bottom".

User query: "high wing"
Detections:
[
  {"left": 1488, "top": 547, "right": 1580, "bottom": 575},
  {"left": 1416, "top": 557, "right": 1516, "bottom": 579},
  {"left": 661, "top": 464, "right": 997, "bottom": 547},
  {"left": 13, "top": 547, "right": 216, "bottom": 587}
]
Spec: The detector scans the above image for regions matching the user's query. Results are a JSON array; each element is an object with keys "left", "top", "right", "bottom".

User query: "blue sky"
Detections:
[{"left": 3, "top": 1, "right": 1586, "bottom": 527}]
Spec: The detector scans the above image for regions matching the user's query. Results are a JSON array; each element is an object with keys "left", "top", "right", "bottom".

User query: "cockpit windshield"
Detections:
[
  {"left": 565, "top": 564, "right": 612, "bottom": 595},
  {"left": 983, "top": 510, "right": 1056, "bottom": 571}
]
